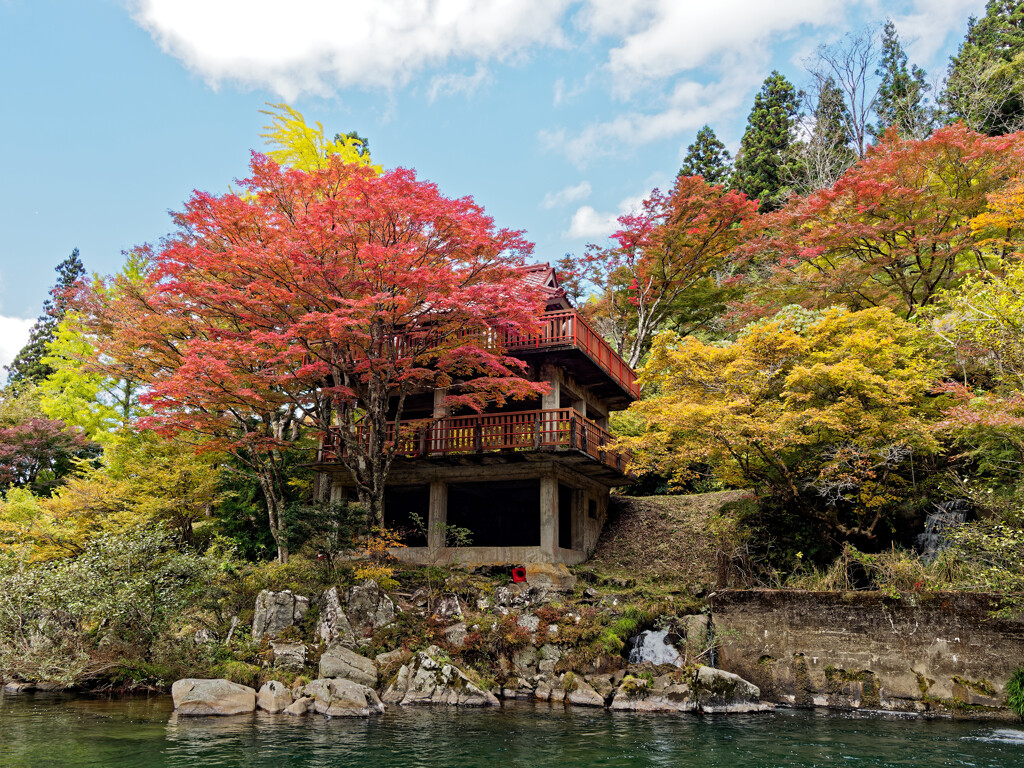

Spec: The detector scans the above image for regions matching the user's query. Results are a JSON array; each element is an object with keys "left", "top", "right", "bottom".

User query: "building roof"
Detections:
[{"left": 520, "top": 263, "right": 571, "bottom": 310}]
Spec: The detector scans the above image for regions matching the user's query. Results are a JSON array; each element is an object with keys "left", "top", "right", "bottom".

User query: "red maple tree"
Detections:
[
  {"left": 83, "top": 154, "right": 546, "bottom": 561},
  {"left": 572, "top": 175, "right": 756, "bottom": 368},
  {"left": 738, "top": 125, "right": 1024, "bottom": 319}
]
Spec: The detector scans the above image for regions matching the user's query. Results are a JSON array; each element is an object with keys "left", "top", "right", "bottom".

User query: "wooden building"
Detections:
[{"left": 319, "top": 264, "right": 637, "bottom": 565}]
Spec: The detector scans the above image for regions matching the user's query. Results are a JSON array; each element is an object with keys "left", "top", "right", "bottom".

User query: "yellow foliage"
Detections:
[
  {"left": 0, "top": 471, "right": 142, "bottom": 562},
  {"left": 971, "top": 178, "right": 1024, "bottom": 258},
  {"left": 260, "top": 103, "right": 380, "bottom": 174},
  {"left": 353, "top": 526, "right": 406, "bottom": 590},
  {"left": 621, "top": 306, "right": 943, "bottom": 527}
]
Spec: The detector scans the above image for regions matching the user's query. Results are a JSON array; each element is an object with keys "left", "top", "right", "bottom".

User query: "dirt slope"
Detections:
[{"left": 582, "top": 491, "right": 749, "bottom": 592}]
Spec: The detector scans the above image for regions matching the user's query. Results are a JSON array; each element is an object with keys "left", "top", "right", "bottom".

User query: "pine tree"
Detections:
[
  {"left": 678, "top": 125, "right": 732, "bottom": 186},
  {"left": 942, "top": 0, "right": 1024, "bottom": 135},
  {"left": 5, "top": 249, "right": 86, "bottom": 391},
  {"left": 733, "top": 71, "right": 800, "bottom": 212},
  {"left": 792, "top": 76, "right": 857, "bottom": 193},
  {"left": 872, "top": 20, "right": 932, "bottom": 139}
]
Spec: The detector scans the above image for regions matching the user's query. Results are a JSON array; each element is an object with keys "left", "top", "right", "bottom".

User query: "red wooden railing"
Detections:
[
  {"left": 501, "top": 311, "right": 639, "bottom": 400},
  {"left": 321, "top": 408, "right": 629, "bottom": 474}
]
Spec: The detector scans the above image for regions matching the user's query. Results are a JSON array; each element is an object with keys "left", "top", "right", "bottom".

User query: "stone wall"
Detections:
[{"left": 710, "top": 590, "right": 1024, "bottom": 718}]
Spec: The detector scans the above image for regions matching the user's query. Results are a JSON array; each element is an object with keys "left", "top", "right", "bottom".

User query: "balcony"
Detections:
[
  {"left": 502, "top": 311, "right": 640, "bottom": 403},
  {"left": 320, "top": 408, "right": 631, "bottom": 479}
]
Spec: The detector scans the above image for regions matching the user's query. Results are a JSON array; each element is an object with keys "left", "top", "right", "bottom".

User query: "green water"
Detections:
[{"left": 1, "top": 694, "right": 1022, "bottom": 768}]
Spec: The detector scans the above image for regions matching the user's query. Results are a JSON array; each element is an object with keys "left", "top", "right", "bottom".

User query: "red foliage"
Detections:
[
  {"left": 736, "top": 125, "right": 1024, "bottom": 319},
  {"left": 80, "top": 153, "right": 547, "bottom": 539},
  {"left": 0, "top": 418, "right": 96, "bottom": 496}
]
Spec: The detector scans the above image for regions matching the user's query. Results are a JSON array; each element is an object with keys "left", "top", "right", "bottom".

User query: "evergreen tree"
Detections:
[
  {"left": 942, "top": 0, "right": 1024, "bottom": 135},
  {"left": 792, "top": 76, "right": 857, "bottom": 193},
  {"left": 678, "top": 125, "right": 732, "bottom": 186},
  {"left": 5, "top": 249, "right": 86, "bottom": 391},
  {"left": 733, "top": 71, "right": 801, "bottom": 212},
  {"left": 872, "top": 20, "right": 932, "bottom": 138}
]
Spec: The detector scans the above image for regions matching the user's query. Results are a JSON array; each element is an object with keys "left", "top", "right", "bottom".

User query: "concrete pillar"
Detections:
[
  {"left": 428, "top": 481, "right": 448, "bottom": 554},
  {"left": 432, "top": 388, "right": 448, "bottom": 418},
  {"left": 572, "top": 489, "right": 585, "bottom": 551},
  {"left": 541, "top": 365, "right": 560, "bottom": 410},
  {"left": 540, "top": 475, "right": 558, "bottom": 559}
]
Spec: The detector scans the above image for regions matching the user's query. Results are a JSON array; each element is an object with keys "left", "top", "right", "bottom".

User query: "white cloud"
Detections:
[
  {"left": 567, "top": 206, "right": 619, "bottom": 239},
  {"left": 543, "top": 63, "right": 763, "bottom": 167},
  {"left": 131, "top": 0, "right": 572, "bottom": 98},
  {"left": 566, "top": 192, "right": 646, "bottom": 240},
  {"left": 578, "top": 0, "right": 850, "bottom": 95},
  {"left": 428, "top": 64, "right": 491, "bottom": 102},
  {"left": 0, "top": 316, "right": 34, "bottom": 381},
  {"left": 888, "top": 1, "right": 986, "bottom": 73},
  {"left": 541, "top": 181, "right": 592, "bottom": 209}
]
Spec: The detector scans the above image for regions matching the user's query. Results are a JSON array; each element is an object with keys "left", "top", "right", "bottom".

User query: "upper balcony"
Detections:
[
  {"left": 502, "top": 310, "right": 639, "bottom": 408},
  {"left": 319, "top": 407, "right": 632, "bottom": 485}
]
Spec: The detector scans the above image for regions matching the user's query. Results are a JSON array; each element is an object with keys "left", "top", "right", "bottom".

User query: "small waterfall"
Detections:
[
  {"left": 627, "top": 629, "right": 684, "bottom": 667},
  {"left": 916, "top": 500, "right": 968, "bottom": 562}
]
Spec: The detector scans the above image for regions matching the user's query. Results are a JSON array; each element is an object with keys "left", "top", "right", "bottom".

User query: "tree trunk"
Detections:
[{"left": 256, "top": 466, "right": 289, "bottom": 564}]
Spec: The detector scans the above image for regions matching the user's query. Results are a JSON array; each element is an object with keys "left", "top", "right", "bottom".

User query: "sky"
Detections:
[{"left": 0, "top": 0, "right": 987, "bottom": 375}]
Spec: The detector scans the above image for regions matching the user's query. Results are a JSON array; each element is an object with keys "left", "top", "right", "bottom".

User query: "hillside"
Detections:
[{"left": 581, "top": 490, "right": 750, "bottom": 593}]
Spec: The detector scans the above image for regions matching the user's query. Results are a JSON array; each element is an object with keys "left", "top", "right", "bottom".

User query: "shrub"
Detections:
[{"left": 1008, "top": 665, "right": 1024, "bottom": 720}]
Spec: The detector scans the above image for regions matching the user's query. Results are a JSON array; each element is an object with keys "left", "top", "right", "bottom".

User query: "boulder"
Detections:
[
  {"left": 303, "top": 677, "right": 385, "bottom": 717},
  {"left": 382, "top": 646, "right": 499, "bottom": 707},
  {"left": 284, "top": 696, "right": 314, "bottom": 716},
  {"left": 693, "top": 666, "right": 770, "bottom": 713},
  {"left": 319, "top": 646, "right": 378, "bottom": 687},
  {"left": 252, "top": 590, "right": 309, "bottom": 639},
  {"left": 346, "top": 580, "right": 396, "bottom": 638},
  {"left": 494, "top": 583, "right": 548, "bottom": 610},
  {"left": 270, "top": 642, "right": 307, "bottom": 671},
  {"left": 565, "top": 676, "right": 605, "bottom": 707},
  {"left": 538, "top": 644, "right": 562, "bottom": 674},
  {"left": 317, "top": 587, "right": 356, "bottom": 648},
  {"left": 525, "top": 563, "right": 577, "bottom": 592},
  {"left": 257, "top": 680, "right": 293, "bottom": 713},
  {"left": 172, "top": 678, "right": 257, "bottom": 716},
  {"left": 512, "top": 645, "right": 538, "bottom": 675},
  {"left": 375, "top": 648, "right": 411, "bottom": 674},
  {"left": 609, "top": 674, "right": 696, "bottom": 712},
  {"left": 443, "top": 622, "right": 468, "bottom": 648},
  {"left": 193, "top": 628, "right": 218, "bottom": 645},
  {"left": 432, "top": 594, "right": 463, "bottom": 621}
]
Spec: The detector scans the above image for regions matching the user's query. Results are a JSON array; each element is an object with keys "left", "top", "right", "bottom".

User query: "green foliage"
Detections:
[
  {"left": 285, "top": 499, "right": 365, "bottom": 571},
  {"left": 791, "top": 75, "right": 857, "bottom": 194},
  {"left": 5, "top": 249, "right": 86, "bottom": 391},
  {"left": 733, "top": 71, "right": 801, "bottom": 211},
  {"left": 1007, "top": 665, "right": 1024, "bottom": 719},
  {"left": 678, "top": 126, "right": 731, "bottom": 186},
  {"left": 0, "top": 527, "right": 223, "bottom": 684},
  {"left": 872, "top": 20, "right": 932, "bottom": 139},
  {"left": 942, "top": 0, "right": 1024, "bottom": 135}
]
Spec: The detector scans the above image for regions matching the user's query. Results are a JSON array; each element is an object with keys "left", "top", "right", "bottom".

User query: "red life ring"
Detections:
[{"left": 511, "top": 566, "right": 527, "bottom": 583}]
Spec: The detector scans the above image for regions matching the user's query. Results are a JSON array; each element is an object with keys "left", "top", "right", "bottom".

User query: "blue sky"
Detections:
[{"left": 0, "top": 0, "right": 986, "bottom": 374}]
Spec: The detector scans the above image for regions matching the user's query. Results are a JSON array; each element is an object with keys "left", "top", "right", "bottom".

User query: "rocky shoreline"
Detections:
[{"left": 4, "top": 571, "right": 1019, "bottom": 721}]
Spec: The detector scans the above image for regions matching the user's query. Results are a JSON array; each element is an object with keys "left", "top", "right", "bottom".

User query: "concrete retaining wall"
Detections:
[{"left": 710, "top": 590, "right": 1024, "bottom": 718}]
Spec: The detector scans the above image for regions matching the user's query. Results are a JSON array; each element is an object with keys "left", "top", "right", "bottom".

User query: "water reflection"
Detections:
[{"left": 1, "top": 693, "right": 1023, "bottom": 768}]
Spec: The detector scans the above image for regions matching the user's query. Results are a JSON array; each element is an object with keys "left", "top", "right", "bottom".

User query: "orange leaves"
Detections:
[
  {"left": 741, "top": 124, "right": 1024, "bottom": 317},
  {"left": 580, "top": 175, "right": 757, "bottom": 367}
]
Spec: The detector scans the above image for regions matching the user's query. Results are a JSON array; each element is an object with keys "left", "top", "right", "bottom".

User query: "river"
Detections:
[{"left": 1, "top": 694, "right": 1022, "bottom": 767}]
